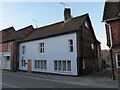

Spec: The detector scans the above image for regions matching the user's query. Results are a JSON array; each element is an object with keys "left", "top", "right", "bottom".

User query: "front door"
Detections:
[{"left": 27, "top": 60, "right": 31, "bottom": 73}]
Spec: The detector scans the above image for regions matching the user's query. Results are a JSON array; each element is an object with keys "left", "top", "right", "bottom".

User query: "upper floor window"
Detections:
[
  {"left": 85, "top": 21, "right": 89, "bottom": 29},
  {"left": 22, "top": 46, "right": 26, "bottom": 54},
  {"left": 91, "top": 43, "right": 94, "bottom": 49},
  {"left": 68, "top": 39, "right": 73, "bottom": 52},
  {"left": 7, "top": 42, "right": 11, "bottom": 51},
  {"left": 39, "top": 43, "right": 44, "bottom": 53}
]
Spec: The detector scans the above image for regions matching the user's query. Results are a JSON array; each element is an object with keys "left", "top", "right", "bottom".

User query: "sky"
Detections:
[{"left": 0, "top": 2, "right": 109, "bottom": 50}]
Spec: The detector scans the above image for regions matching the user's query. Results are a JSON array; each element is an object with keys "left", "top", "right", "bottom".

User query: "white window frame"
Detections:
[
  {"left": 116, "top": 53, "right": 120, "bottom": 68},
  {"left": 39, "top": 43, "right": 44, "bottom": 53},
  {"left": 68, "top": 39, "right": 74, "bottom": 52},
  {"left": 34, "top": 60, "right": 47, "bottom": 70},
  {"left": 54, "top": 60, "right": 71, "bottom": 72},
  {"left": 91, "top": 43, "right": 94, "bottom": 49},
  {"left": 21, "top": 60, "right": 26, "bottom": 67},
  {"left": 22, "top": 46, "right": 26, "bottom": 54}
]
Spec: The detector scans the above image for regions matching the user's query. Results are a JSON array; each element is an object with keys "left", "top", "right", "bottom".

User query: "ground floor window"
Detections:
[
  {"left": 21, "top": 60, "right": 26, "bottom": 67},
  {"left": 116, "top": 53, "right": 120, "bottom": 68},
  {"left": 34, "top": 60, "right": 46, "bottom": 69},
  {"left": 54, "top": 60, "right": 71, "bottom": 71}
]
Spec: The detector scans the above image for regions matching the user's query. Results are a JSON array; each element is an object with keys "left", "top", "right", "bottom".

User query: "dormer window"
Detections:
[{"left": 85, "top": 21, "right": 89, "bottom": 29}]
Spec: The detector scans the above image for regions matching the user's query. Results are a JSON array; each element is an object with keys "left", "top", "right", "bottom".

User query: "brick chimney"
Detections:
[{"left": 64, "top": 8, "right": 71, "bottom": 21}]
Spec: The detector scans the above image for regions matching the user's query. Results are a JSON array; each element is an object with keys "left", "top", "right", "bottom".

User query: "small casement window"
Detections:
[
  {"left": 54, "top": 60, "right": 71, "bottom": 71},
  {"left": 91, "top": 43, "right": 94, "bottom": 49},
  {"left": 34, "top": 60, "right": 46, "bottom": 69},
  {"left": 85, "top": 21, "right": 89, "bottom": 29},
  {"left": 68, "top": 39, "right": 73, "bottom": 52},
  {"left": 7, "top": 42, "right": 11, "bottom": 51},
  {"left": 22, "top": 46, "right": 26, "bottom": 54},
  {"left": 54, "top": 61, "right": 57, "bottom": 70},
  {"left": 39, "top": 43, "right": 44, "bottom": 53},
  {"left": 6, "top": 56, "right": 10, "bottom": 61},
  {"left": 116, "top": 53, "right": 120, "bottom": 68},
  {"left": 21, "top": 60, "right": 26, "bottom": 67}
]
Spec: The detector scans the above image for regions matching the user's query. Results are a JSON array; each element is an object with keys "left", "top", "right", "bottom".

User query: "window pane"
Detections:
[
  {"left": 34, "top": 60, "right": 36, "bottom": 68},
  {"left": 44, "top": 60, "right": 46, "bottom": 69},
  {"left": 58, "top": 61, "right": 61, "bottom": 70},
  {"left": 37, "top": 60, "right": 40, "bottom": 68},
  {"left": 70, "top": 46, "right": 73, "bottom": 52},
  {"left": 117, "top": 54, "right": 120, "bottom": 62},
  {"left": 54, "top": 61, "right": 57, "bottom": 70},
  {"left": 41, "top": 60, "right": 43, "bottom": 69},
  {"left": 40, "top": 43, "right": 44, "bottom": 53},
  {"left": 118, "top": 62, "right": 120, "bottom": 67},
  {"left": 43, "top": 43, "right": 44, "bottom": 47},
  {"left": 91, "top": 44, "right": 94, "bottom": 49},
  {"left": 23, "top": 60, "right": 26, "bottom": 67},
  {"left": 43, "top": 48, "right": 44, "bottom": 53},
  {"left": 63, "top": 61, "right": 66, "bottom": 71},
  {"left": 6, "top": 56, "right": 10, "bottom": 60},
  {"left": 22, "top": 46, "right": 25, "bottom": 54},
  {"left": 21, "top": 60, "right": 23, "bottom": 66},
  {"left": 69, "top": 40, "right": 73, "bottom": 45},
  {"left": 67, "top": 61, "right": 71, "bottom": 71}
]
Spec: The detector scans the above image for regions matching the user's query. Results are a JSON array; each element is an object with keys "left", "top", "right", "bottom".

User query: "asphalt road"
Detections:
[{"left": 2, "top": 71, "right": 95, "bottom": 89}]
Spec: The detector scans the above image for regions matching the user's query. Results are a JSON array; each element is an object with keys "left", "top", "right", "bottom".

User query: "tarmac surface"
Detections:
[{"left": 2, "top": 68, "right": 119, "bottom": 89}]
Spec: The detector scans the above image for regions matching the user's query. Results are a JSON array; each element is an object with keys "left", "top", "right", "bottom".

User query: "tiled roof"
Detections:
[
  {"left": 15, "top": 25, "right": 33, "bottom": 40},
  {"left": 102, "top": 1, "right": 120, "bottom": 21},
  {"left": 21, "top": 13, "right": 88, "bottom": 42}
]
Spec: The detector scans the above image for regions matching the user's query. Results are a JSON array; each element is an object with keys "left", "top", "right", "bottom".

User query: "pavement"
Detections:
[{"left": 2, "top": 67, "right": 119, "bottom": 88}]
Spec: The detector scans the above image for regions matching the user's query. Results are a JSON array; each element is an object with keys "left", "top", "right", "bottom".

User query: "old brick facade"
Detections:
[
  {"left": 76, "top": 15, "right": 101, "bottom": 75},
  {"left": 0, "top": 25, "right": 34, "bottom": 71},
  {"left": 103, "top": 1, "right": 120, "bottom": 73}
]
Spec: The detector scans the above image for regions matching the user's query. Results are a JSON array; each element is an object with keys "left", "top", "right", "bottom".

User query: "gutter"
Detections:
[
  {"left": 105, "top": 22, "right": 113, "bottom": 49},
  {"left": 104, "top": 21, "right": 115, "bottom": 80}
]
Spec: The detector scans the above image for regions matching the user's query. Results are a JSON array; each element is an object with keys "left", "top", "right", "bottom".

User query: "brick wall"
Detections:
[
  {"left": 105, "top": 19, "right": 120, "bottom": 47},
  {"left": 82, "top": 26, "right": 98, "bottom": 74},
  {"left": 76, "top": 23, "right": 99, "bottom": 75}
]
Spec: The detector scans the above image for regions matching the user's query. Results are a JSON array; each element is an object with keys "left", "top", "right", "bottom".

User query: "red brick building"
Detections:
[
  {"left": 0, "top": 25, "right": 33, "bottom": 71},
  {"left": 102, "top": 1, "right": 120, "bottom": 72}
]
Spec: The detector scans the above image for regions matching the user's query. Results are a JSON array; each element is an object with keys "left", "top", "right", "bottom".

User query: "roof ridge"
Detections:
[
  {"left": 16, "top": 25, "right": 33, "bottom": 31},
  {"left": 35, "top": 13, "right": 88, "bottom": 31},
  {"left": 1, "top": 26, "right": 15, "bottom": 31}
]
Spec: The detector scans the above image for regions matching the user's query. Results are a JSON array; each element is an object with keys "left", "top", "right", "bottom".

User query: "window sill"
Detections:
[{"left": 54, "top": 70, "right": 72, "bottom": 73}]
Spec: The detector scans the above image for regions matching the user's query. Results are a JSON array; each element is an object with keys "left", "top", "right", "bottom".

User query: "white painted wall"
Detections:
[{"left": 19, "top": 33, "right": 78, "bottom": 75}]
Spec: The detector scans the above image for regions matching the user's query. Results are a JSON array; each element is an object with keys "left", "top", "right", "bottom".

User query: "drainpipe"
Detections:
[{"left": 105, "top": 22, "right": 115, "bottom": 80}]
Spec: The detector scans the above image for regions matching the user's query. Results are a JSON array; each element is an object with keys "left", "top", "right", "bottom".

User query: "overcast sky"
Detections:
[{"left": 0, "top": 2, "right": 109, "bottom": 50}]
